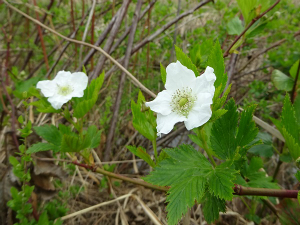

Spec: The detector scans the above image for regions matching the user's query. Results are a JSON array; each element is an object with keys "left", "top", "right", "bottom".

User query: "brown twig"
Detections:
[
  {"left": 3, "top": 0, "right": 155, "bottom": 98},
  {"left": 236, "top": 30, "right": 300, "bottom": 74},
  {"left": 223, "top": 0, "right": 281, "bottom": 58},
  {"left": 104, "top": 0, "right": 143, "bottom": 161},
  {"left": 109, "top": 0, "right": 157, "bottom": 55},
  {"left": 33, "top": 0, "right": 49, "bottom": 71},
  {"left": 91, "top": 0, "right": 131, "bottom": 79},
  {"left": 233, "top": 184, "right": 298, "bottom": 198}
]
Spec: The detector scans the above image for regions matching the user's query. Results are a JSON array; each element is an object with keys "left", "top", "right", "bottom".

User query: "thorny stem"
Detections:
[{"left": 223, "top": 0, "right": 281, "bottom": 58}]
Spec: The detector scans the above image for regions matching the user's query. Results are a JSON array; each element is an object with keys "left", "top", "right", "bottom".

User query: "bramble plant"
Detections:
[{"left": 1, "top": 0, "right": 300, "bottom": 224}]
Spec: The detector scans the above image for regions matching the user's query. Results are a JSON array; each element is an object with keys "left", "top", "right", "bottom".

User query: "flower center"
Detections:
[
  {"left": 170, "top": 87, "right": 197, "bottom": 117},
  {"left": 57, "top": 85, "right": 73, "bottom": 96}
]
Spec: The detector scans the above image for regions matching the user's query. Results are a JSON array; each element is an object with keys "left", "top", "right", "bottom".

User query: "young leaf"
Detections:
[
  {"left": 227, "top": 17, "right": 244, "bottom": 35},
  {"left": 236, "top": 104, "right": 258, "bottom": 147},
  {"left": 202, "top": 192, "right": 226, "bottom": 224},
  {"left": 175, "top": 45, "right": 199, "bottom": 76},
  {"left": 281, "top": 95, "right": 299, "bottom": 143},
  {"left": 73, "top": 72, "right": 105, "bottom": 118},
  {"left": 248, "top": 132, "right": 274, "bottom": 158},
  {"left": 208, "top": 163, "right": 237, "bottom": 200},
  {"left": 145, "top": 145, "right": 213, "bottom": 225},
  {"left": 271, "top": 70, "right": 294, "bottom": 91},
  {"left": 160, "top": 63, "right": 166, "bottom": 85},
  {"left": 211, "top": 99, "right": 238, "bottom": 160},
  {"left": 289, "top": 59, "right": 300, "bottom": 79},
  {"left": 206, "top": 40, "right": 226, "bottom": 91},
  {"left": 34, "top": 125, "right": 62, "bottom": 146},
  {"left": 131, "top": 92, "right": 156, "bottom": 141},
  {"left": 26, "top": 142, "right": 59, "bottom": 154},
  {"left": 127, "top": 146, "right": 156, "bottom": 167}
]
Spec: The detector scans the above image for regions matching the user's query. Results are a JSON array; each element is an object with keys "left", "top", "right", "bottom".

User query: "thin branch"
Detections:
[
  {"left": 32, "top": 0, "right": 49, "bottom": 71},
  {"left": 236, "top": 30, "right": 300, "bottom": 74},
  {"left": 79, "top": 0, "right": 96, "bottom": 64},
  {"left": 104, "top": 0, "right": 143, "bottom": 161},
  {"left": 223, "top": 0, "right": 281, "bottom": 58},
  {"left": 4, "top": 0, "right": 155, "bottom": 98},
  {"left": 91, "top": 0, "right": 131, "bottom": 79}
]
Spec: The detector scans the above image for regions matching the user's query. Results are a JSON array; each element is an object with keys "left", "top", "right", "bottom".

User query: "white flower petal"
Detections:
[
  {"left": 69, "top": 72, "right": 88, "bottom": 94},
  {"left": 145, "top": 90, "right": 172, "bottom": 115},
  {"left": 190, "top": 66, "right": 216, "bottom": 94},
  {"left": 47, "top": 95, "right": 72, "bottom": 110},
  {"left": 53, "top": 71, "right": 72, "bottom": 85},
  {"left": 36, "top": 80, "right": 57, "bottom": 97},
  {"left": 156, "top": 112, "right": 186, "bottom": 135},
  {"left": 184, "top": 104, "right": 212, "bottom": 130},
  {"left": 165, "top": 61, "right": 196, "bottom": 91}
]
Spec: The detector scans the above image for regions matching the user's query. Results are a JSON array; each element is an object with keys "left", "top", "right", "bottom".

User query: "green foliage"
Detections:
[
  {"left": 277, "top": 95, "right": 300, "bottom": 161},
  {"left": 202, "top": 192, "right": 226, "bottom": 223},
  {"left": 175, "top": 45, "right": 199, "bottom": 76},
  {"left": 189, "top": 39, "right": 214, "bottom": 69},
  {"left": 206, "top": 40, "right": 227, "bottom": 98},
  {"left": 28, "top": 124, "right": 101, "bottom": 154},
  {"left": 271, "top": 70, "right": 294, "bottom": 91},
  {"left": 239, "top": 157, "right": 279, "bottom": 189},
  {"left": 211, "top": 99, "right": 258, "bottom": 160},
  {"left": 131, "top": 91, "right": 156, "bottom": 141},
  {"left": 126, "top": 146, "right": 156, "bottom": 167},
  {"left": 145, "top": 145, "right": 238, "bottom": 224},
  {"left": 227, "top": 16, "right": 244, "bottom": 35},
  {"left": 73, "top": 72, "right": 105, "bottom": 118},
  {"left": 248, "top": 132, "right": 274, "bottom": 157},
  {"left": 160, "top": 63, "right": 166, "bottom": 85}
]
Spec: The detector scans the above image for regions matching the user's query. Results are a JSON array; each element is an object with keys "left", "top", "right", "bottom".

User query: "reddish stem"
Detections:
[
  {"left": 32, "top": 0, "right": 49, "bottom": 71},
  {"left": 223, "top": 0, "right": 281, "bottom": 58}
]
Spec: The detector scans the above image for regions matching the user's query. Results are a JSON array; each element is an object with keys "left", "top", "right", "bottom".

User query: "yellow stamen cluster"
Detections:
[{"left": 170, "top": 87, "right": 196, "bottom": 117}]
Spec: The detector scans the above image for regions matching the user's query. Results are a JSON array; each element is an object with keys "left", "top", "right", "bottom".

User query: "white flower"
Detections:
[
  {"left": 145, "top": 61, "right": 216, "bottom": 135},
  {"left": 36, "top": 71, "right": 88, "bottom": 109}
]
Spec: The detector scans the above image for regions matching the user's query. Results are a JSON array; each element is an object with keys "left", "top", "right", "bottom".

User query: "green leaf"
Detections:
[
  {"left": 188, "top": 134, "right": 204, "bottom": 149},
  {"left": 26, "top": 142, "right": 59, "bottom": 154},
  {"left": 294, "top": 95, "right": 300, "bottom": 127},
  {"left": 127, "top": 146, "right": 156, "bottom": 167},
  {"left": 248, "top": 132, "right": 274, "bottom": 157},
  {"left": 34, "top": 125, "right": 62, "bottom": 146},
  {"left": 242, "top": 157, "right": 279, "bottom": 189},
  {"left": 175, "top": 45, "right": 199, "bottom": 76},
  {"left": 295, "top": 171, "right": 300, "bottom": 182},
  {"left": 13, "top": 76, "right": 41, "bottom": 99},
  {"left": 73, "top": 72, "right": 105, "bottom": 118},
  {"left": 211, "top": 99, "right": 238, "bottom": 160},
  {"left": 227, "top": 17, "right": 244, "bottom": 35},
  {"left": 87, "top": 126, "right": 102, "bottom": 149},
  {"left": 30, "top": 98, "right": 60, "bottom": 113},
  {"left": 213, "top": 84, "right": 231, "bottom": 111},
  {"left": 236, "top": 0, "right": 257, "bottom": 25},
  {"left": 281, "top": 95, "right": 299, "bottom": 143},
  {"left": 160, "top": 63, "right": 166, "bottom": 85},
  {"left": 202, "top": 192, "right": 226, "bottom": 224},
  {"left": 271, "top": 70, "right": 294, "bottom": 91},
  {"left": 38, "top": 211, "right": 49, "bottom": 225},
  {"left": 9, "top": 156, "right": 20, "bottom": 167},
  {"left": 60, "top": 134, "right": 82, "bottom": 152},
  {"left": 208, "top": 163, "right": 237, "bottom": 200},
  {"left": 289, "top": 60, "right": 300, "bottom": 79},
  {"left": 131, "top": 92, "right": 156, "bottom": 141},
  {"left": 236, "top": 105, "right": 258, "bottom": 147},
  {"left": 282, "top": 128, "right": 300, "bottom": 161},
  {"left": 73, "top": 98, "right": 97, "bottom": 118},
  {"left": 206, "top": 40, "right": 226, "bottom": 93},
  {"left": 145, "top": 145, "right": 213, "bottom": 225}
]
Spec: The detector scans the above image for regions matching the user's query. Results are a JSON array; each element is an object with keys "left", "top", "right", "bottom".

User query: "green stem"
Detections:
[{"left": 199, "top": 132, "right": 217, "bottom": 167}]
